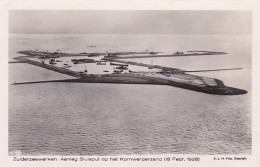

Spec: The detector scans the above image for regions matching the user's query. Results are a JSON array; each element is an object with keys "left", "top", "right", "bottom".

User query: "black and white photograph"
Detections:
[{"left": 8, "top": 10, "right": 252, "bottom": 157}]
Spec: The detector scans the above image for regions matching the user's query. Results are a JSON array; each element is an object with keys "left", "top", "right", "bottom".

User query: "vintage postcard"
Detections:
[{"left": 1, "top": 0, "right": 260, "bottom": 167}]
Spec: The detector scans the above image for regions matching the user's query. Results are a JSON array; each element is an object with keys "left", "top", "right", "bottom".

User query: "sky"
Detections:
[{"left": 9, "top": 10, "right": 251, "bottom": 34}]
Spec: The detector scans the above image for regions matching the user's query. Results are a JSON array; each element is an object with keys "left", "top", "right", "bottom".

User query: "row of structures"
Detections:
[{"left": 19, "top": 50, "right": 187, "bottom": 75}]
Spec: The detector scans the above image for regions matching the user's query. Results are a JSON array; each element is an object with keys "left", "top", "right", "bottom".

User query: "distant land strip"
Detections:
[
  {"left": 185, "top": 68, "right": 243, "bottom": 72},
  {"left": 12, "top": 79, "right": 77, "bottom": 85},
  {"left": 9, "top": 61, "right": 26, "bottom": 64},
  {"left": 187, "top": 50, "right": 221, "bottom": 52}
]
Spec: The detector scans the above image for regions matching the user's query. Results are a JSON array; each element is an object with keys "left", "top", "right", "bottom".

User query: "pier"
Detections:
[
  {"left": 104, "top": 58, "right": 184, "bottom": 73},
  {"left": 9, "top": 61, "right": 26, "bottom": 64},
  {"left": 107, "top": 51, "right": 227, "bottom": 59},
  {"left": 14, "top": 56, "right": 79, "bottom": 77},
  {"left": 185, "top": 68, "right": 243, "bottom": 73}
]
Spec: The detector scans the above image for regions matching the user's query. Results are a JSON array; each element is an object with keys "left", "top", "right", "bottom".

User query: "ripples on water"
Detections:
[{"left": 9, "top": 34, "right": 251, "bottom": 155}]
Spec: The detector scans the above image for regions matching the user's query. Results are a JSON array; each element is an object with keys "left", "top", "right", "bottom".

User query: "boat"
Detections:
[
  {"left": 49, "top": 58, "right": 56, "bottom": 64},
  {"left": 145, "top": 49, "right": 163, "bottom": 55},
  {"left": 71, "top": 58, "right": 96, "bottom": 64},
  {"left": 115, "top": 66, "right": 128, "bottom": 70},
  {"left": 84, "top": 65, "right": 88, "bottom": 73},
  {"left": 173, "top": 51, "right": 184, "bottom": 55},
  {"left": 113, "top": 69, "right": 123, "bottom": 73},
  {"left": 61, "top": 64, "right": 71, "bottom": 69},
  {"left": 148, "top": 60, "right": 153, "bottom": 69},
  {"left": 87, "top": 45, "right": 96, "bottom": 48},
  {"left": 103, "top": 70, "right": 109, "bottom": 72},
  {"left": 87, "top": 54, "right": 100, "bottom": 57}
]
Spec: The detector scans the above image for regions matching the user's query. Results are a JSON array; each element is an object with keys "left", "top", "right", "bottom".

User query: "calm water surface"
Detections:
[{"left": 9, "top": 34, "right": 251, "bottom": 155}]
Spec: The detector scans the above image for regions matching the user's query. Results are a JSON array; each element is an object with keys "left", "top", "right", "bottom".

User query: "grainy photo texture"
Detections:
[{"left": 9, "top": 10, "right": 251, "bottom": 155}]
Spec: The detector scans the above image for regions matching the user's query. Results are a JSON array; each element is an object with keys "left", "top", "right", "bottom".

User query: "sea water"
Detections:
[{"left": 9, "top": 34, "right": 251, "bottom": 155}]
